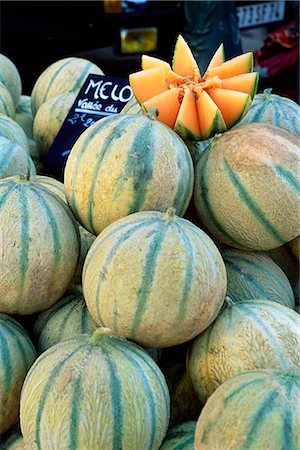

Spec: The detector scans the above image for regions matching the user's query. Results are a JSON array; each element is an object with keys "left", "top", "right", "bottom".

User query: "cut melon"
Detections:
[{"left": 129, "top": 34, "right": 258, "bottom": 141}]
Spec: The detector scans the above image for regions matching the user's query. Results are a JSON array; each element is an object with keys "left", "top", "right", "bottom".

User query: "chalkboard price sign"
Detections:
[{"left": 43, "top": 73, "right": 133, "bottom": 175}]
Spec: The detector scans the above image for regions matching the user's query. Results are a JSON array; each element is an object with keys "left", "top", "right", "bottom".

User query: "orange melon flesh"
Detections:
[
  {"left": 221, "top": 72, "right": 258, "bottom": 99},
  {"left": 207, "top": 88, "right": 251, "bottom": 128},
  {"left": 205, "top": 52, "right": 253, "bottom": 79},
  {"left": 129, "top": 67, "right": 169, "bottom": 103},
  {"left": 174, "top": 89, "right": 201, "bottom": 140},
  {"left": 141, "top": 55, "right": 171, "bottom": 71},
  {"left": 205, "top": 43, "right": 225, "bottom": 74},
  {"left": 196, "top": 89, "right": 227, "bottom": 140},
  {"left": 143, "top": 88, "right": 182, "bottom": 129},
  {"left": 172, "top": 35, "right": 201, "bottom": 80}
]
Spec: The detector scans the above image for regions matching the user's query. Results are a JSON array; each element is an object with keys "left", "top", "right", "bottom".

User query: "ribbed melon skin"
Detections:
[
  {"left": 33, "top": 288, "right": 99, "bottom": 353},
  {"left": 120, "top": 96, "right": 142, "bottom": 115},
  {"left": 0, "top": 137, "right": 36, "bottom": 179},
  {"left": 20, "top": 330, "right": 170, "bottom": 450},
  {"left": 160, "top": 421, "right": 196, "bottom": 450},
  {"left": 15, "top": 95, "right": 34, "bottom": 140},
  {"left": 0, "top": 176, "right": 80, "bottom": 315},
  {"left": 0, "top": 314, "right": 37, "bottom": 434},
  {"left": 0, "top": 82, "right": 15, "bottom": 119},
  {"left": 186, "top": 138, "right": 212, "bottom": 166},
  {"left": 222, "top": 249, "right": 295, "bottom": 308},
  {"left": 33, "top": 92, "right": 77, "bottom": 155},
  {"left": 194, "top": 123, "right": 300, "bottom": 251},
  {"left": 64, "top": 113, "right": 194, "bottom": 235},
  {"left": 0, "top": 114, "right": 30, "bottom": 154},
  {"left": 31, "top": 57, "right": 104, "bottom": 115},
  {"left": 83, "top": 209, "right": 226, "bottom": 348},
  {"left": 0, "top": 53, "right": 22, "bottom": 107},
  {"left": 195, "top": 369, "right": 300, "bottom": 450},
  {"left": 187, "top": 299, "right": 300, "bottom": 404},
  {"left": 235, "top": 88, "right": 300, "bottom": 136}
]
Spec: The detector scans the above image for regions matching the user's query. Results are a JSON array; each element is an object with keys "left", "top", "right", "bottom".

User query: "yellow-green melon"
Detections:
[{"left": 0, "top": 53, "right": 22, "bottom": 107}]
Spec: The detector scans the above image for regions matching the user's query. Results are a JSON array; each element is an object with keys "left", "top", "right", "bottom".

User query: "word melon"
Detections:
[
  {"left": 33, "top": 92, "right": 77, "bottom": 156},
  {"left": 31, "top": 56, "right": 104, "bottom": 115},
  {"left": 20, "top": 328, "right": 170, "bottom": 449},
  {"left": 235, "top": 88, "right": 300, "bottom": 137},
  {"left": 0, "top": 175, "right": 80, "bottom": 315},
  {"left": 0, "top": 136, "right": 36, "bottom": 179},
  {"left": 83, "top": 208, "right": 227, "bottom": 348},
  {"left": 0, "top": 53, "right": 22, "bottom": 107},
  {"left": 194, "top": 123, "right": 300, "bottom": 251},
  {"left": 33, "top": 286, "right": 98, "bottom": 353},
  {"left": 64, "top": 112, "right": 194, "bottom": 235},
  {"left": 187, "top": 298, "right": 300, "bottom": 404},
  {"left": 160, "top": 421, "right": 196, "bottom": 450},
  {"left": 0, "top": 82, "right": 15, "bottom": 118},
  {"left": 129, "top": 34, "right": 258, "bottom": 141},
  {"left": 222, "top": 248, "right": 295, "bottom": 308},
  {"left": 195, "top": 369, "right": 300, "bottom": 450},
  {"left": 0, "top": 313, "right": 37, "bottom": 434}
]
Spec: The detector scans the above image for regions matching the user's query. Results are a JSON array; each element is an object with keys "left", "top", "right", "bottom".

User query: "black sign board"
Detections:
[{"left": 43, "top": 73, "right": 133, "bottom": 179}]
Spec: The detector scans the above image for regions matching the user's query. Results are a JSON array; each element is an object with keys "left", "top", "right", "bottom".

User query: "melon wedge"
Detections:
[
  {"left": 222, "top": 72, "right": 258, "bottom": 99},
  {"left": 204, "top": 52, "right": 254, "bottom": 79},
  {"left": 174, "top": 89, "right": 201, "bottom": 141},
  {"left": 129, "top": 67, "right": 169, "bottom": 103},
  {"left": 205, "top": 43, "right": 225, "bottom": 74},
  {"left": 207, "top": 88, "right": 252, "bottom": 128},
  {"left": 172, "top": 35, "right": 201, "bottom": 80},
  {"left": 196, "top": 90, "right": 227, "bottom": 140},
  {"left": 143, "top": 88, "right": 182, "bottom": 129},
  {"left": 142, "top": 55, "right": 171, "bottom": 71}
]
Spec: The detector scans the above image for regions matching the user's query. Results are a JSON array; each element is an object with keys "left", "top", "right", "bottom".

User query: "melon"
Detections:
[
  {"left": 0, "top": 82, "right": 15, "bottom": 119},
  {"left": 15, "top": 95, "right": 34, "bottom": 141},
  {"left": 0, "top": 425, "right": 24, "bottom": 449},
  {"left": 222, "top": 249, "right": 295, "bottom": 308},
  {"left": 0, "top": 53, "right": 22, "bottom": 107},
  {"left": 288, "top": 236, "right": 299, "bottom": 261},
  {"left": 83, "top": 208, "right": 227, "bottom": 348},
  {"left": 33, "top": 92, "right": 77, "bottom": 156},
  {"left": 160, "top": 421, "right": 196, "bottom": 450},
  {"left": 0, "top": 136, "right": 36, "bottom": 179},
  {"left": 31, "top": 57, "right": 104, "bottom": 115},
  {"left": 0, "top": 113, "right": 30, "bottom": 154},
  {"left": 120, "top": 96, "right": 143, "bottom": 115},
  {"left": 0, "top": 175, "right": 80, "bottom": 315},
  {"left": 235, "top": 88, "right": 300, "bottom": 136},
  {"left": 195, "top": 369, "right": 300, "bottom": 450},
  {"left": 64, "top": 112, "right": 194, "bottom": 235},
  {"left": 20, "top": 328, "right": 170, "bottom": 449},
  {"left": 186, "top": 138, "right": 212, "bottom": 166},
  {"left": 33, "top": 286, "right": 99, "bottom": 353},
  {"left": 194, "top": 123, "right": 300, "bottom": 251},
  {"left": 0, "top": 314, "right": 37, "bottom": 434},
  {"left": 129, "top": 34, "right": 258, "bottom": 140},
  {"left": 187, "top": 298, "right": 300, "bottom": 404}
]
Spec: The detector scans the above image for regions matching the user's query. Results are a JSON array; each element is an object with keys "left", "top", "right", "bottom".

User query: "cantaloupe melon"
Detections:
[
  {"left": 0, "top": 82, "right": 15, "bottom": 119},
  {"left": 129, "top": 34, "right": 258, "bottom": 140},
  {"left": 0, "top": 53, "right": 22, "bottom": 107}
]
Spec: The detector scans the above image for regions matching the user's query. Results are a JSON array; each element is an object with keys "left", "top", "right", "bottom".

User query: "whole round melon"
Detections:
[
  {"left": 0, "top": 113, "right": 30, "bottom": 154},
  {"left": 187, "top": 298, "right": 300, "bottom": 404},
  {"left": 31, "top": 57, "right": 104, "bottom": 115},
  {"left": 0, "top": 313, "right": 37, "bottom": 434},
  {"left": 235, "top": 88, "right": 300, "bottom": 136},
  {"left": 120, "top": 96, "right": 142, "bottom": 115},
  {"left": 195, "top": 369, "right": 300, "bottom": 450},
  {"left": 0, "top": 175, "right": 80, "bottom": 315},
  {"left": 160, "top": 421, "right": 196, "bottom": 450},
  {"left": 64, "top": 112, "right": 194, "bottom": 235},
  {"left": 33, "top": 286, "right": 98, "bottom": 353},
  {"left": 194, "top": 123, "right": 300, "bottom": 251},
  {"left": 0, "top": 53, "right": 22, "bottom": 107},
  {"left": 83, "top": 208, "right": 227, "bottom": 348},
  {"left": 33, "top": 92, "right": 77, "bottom": 155},
  {"left": 15, "top": 95, "right": 34, "bottom": 140},
  {"left": 0, "top": 82, "right": 15, "bottom": 118},
  {"left": 0, "top": 136, "right": 36, "bottom": 179},
  {"left": 20, "top": 328, "right": 170, "bottom": 449},
  {"left": 222, "top": 248, "right": 295, "bottom": 308}
]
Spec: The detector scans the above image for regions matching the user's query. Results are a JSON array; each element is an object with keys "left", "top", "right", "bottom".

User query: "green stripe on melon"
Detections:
[
  {"left": 0, "top": 114, "right": 30, "bottom": 154},
  {"left": 0, "top": 136, "right": 35, "bottom": 179},
  {"left": 222, "top": 248, "right": 295, "bottom": 309},
  {"left": 187, "top": 298, "right": 300, "bottom": 403},
  {"left": 20, "top": 328, "right": 170, "bottom": 449},
  {"left": 83, "top": 209, "right": 226, "bottom": 348},
  {"left": 195, "top": 369, "right": 300, "bottom": 450},
  {"left": 15, "top": 95, "right": 34, "bottom": 140},
  {"left": 160, "top": 421, "right": 196, "bottom": 450},
  {"left": 0, "top": 82, "right": 15, "bottom": 119},
  {"left": 64, "top": 113, "right": 194, "bottom": 235},
  {"left": 0, "top": 314, "right": 37, "bottom": 434},
  {"left": 0, "top": 53, "right": 22, "bottom": 107},
  {"left": 194, "top": 123, "right": 300, "bottom": 251}
]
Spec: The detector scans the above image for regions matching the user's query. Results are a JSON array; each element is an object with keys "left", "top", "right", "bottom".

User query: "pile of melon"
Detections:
[{"left": 0, "top": 34, "right": 299, "bottom": 449}]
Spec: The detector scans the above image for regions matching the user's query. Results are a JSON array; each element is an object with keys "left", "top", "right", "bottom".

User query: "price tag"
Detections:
[
  {"left": 43, "top": 74, "right": 133, "bottom": 172},
  {"left": 237, "top": 1, "right": 285, "bottom": 29}
]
